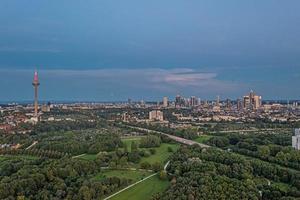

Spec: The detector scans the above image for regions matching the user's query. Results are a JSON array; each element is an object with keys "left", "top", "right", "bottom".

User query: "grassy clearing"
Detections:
[
  {"left": 110, "top": 174, "right": 169, "bottom": 200},
  {"left": 272, "top": 182, "right": 290, "bottom": 193},
  {"left": 194, "top": 135, "right": 213, "bottom": 143},
  {"left": 93, "top": 169, "right": 152, "bottom": 182},
  {"left": 140, "top": 143, "right": 179, "bottom": 164}
]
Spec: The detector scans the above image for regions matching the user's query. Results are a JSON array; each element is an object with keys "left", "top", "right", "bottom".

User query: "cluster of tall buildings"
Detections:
[
  {"left": 174, "top": 95, "right": 201, "bottom": 108},
  {"left": 160, "top": 90, "right": 262, "bottom": 110},
  {"left": 242, "top": 90, "right": 262, "bottom": 110}
]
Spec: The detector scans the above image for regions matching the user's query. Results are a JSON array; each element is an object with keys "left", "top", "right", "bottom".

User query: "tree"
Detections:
[
  {"left": 131, "top": 141, "right": 138, "bottom": 151},
  {"left": 159, "top": 170, "right": 167, "bottom": 180},
  {"left": 139, "top": 135, "right": 161, "bottom": 148},
  {"left": 258, "top": 146, "right": 270, "bottom": 159},
  {"left": 79, "top": 186, "right": 92, "bottom": 200}
]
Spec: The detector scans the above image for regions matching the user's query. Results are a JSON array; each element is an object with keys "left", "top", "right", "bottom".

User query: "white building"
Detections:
[
  {"left": 149, "top": 110, "right": 164, "bottom": 121},
  {"left": 292, "top": 128, "right": 300, "bottom": 150},
  {"left": 163, "top": 97, "right": 168, "bottom": 107}
]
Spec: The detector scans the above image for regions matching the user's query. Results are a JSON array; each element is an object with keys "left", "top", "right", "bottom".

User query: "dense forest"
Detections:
[{"left": 156, "top": 145, "right": 300, "bottom": 200}]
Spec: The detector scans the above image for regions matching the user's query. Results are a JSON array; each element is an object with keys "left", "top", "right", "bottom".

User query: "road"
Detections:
[
  {"left": 25, "top": 141, "right": 38, "bottom": 150},
  {"left": 210, "top": 128, "right": 290, "bottom": 134},
  {"left": 126, "top": 125, "right": 210, "bottom": 148}
]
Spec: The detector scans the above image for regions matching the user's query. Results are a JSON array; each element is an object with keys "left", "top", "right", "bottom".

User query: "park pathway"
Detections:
[
  {"left": 103, "top": 161, "right": 171, "bottom": 200},
  {"left": 25, "top": 141, "right": 38, "bottom": 150}
]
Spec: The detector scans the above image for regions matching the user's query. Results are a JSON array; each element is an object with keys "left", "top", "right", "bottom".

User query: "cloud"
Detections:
[
  {"left": 39, "top": 68, "right": 240, "bottom": 93},
  {"left": 0, "top": 68, "right": 243, "bottom": 101}
]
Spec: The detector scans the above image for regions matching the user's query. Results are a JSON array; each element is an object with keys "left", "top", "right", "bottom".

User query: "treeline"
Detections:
[
  {"left": 139, "top": 135, "right": 161, "bottom": 148},
  {"left": 0, "top": 148, "right": 68, "bottom": 159},
  {"left": 206, "top": 121, "right": 298, "bottom": 132},
  {"left": 157, "top": 146, "right": 300, "bottom": 200},
  {"left": 33, "top": 120, "right": 98, "bottom": 133},
  {"left": 34, "top": 131, "right": 123, "bottom": 155},
  {"left": 206, "top": 133, "right": 300, "bottom": 170},
  {"left": 0, "top": 158, "right": 132, "bottom": 199}
]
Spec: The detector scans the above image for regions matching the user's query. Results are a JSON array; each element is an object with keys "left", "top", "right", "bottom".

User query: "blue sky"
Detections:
[{"left": 0, "top": 0, "right": 299, "bottom": 101}]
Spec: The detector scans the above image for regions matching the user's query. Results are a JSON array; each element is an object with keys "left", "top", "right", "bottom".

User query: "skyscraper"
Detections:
[
  {"left": 175, "top": 95, "right": 184, "bottom": 108},
  {"left": 163, "top": 97, "right": 168, "bottom": 107},
  {"left": 216, "top": 95, "right": 220, "bottom": 106},
  {"left": 190, "top": 96, "right": 198, "bottom": 107},
  {"left": 32, "top": 71, "right": 40, "bottom": 118},
  {"left": 237, "top": 98, "right": 243, "bottom": 110}
]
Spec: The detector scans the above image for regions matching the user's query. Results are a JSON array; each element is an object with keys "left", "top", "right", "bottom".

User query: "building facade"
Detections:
[
  {"left": 292, "top": 128, "right": 300, "bottom": 150},
  {"left": 149, "top": 110, "right": 164, "bottom": 121}
]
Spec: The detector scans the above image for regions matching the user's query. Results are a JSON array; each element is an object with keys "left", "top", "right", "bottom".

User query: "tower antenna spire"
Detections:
[{"left": 32, "top": 70, "right": 40, "bottom": 120}]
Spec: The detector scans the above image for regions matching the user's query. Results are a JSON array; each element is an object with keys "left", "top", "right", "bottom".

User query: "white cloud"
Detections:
[
  {"left": 41, "top": 68, "right": 240, "bottom": 93},
  {"left": 0, "top": 68, "right": 245, "bottom": 100}
]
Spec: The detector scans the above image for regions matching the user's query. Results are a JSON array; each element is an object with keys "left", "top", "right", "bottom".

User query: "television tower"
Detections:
[{"left": 32, "top": 70, "right": 40, "bottom": 118}]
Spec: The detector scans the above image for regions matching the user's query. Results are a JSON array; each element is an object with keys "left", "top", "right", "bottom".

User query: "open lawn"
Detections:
[
  {"left": 110, "top": 174, "right": 169, "bottom": 200},
  {"left": 194, "top": 135, "right": 213, "bottom": 143},
  {"left": 140, "top": 143, "right": 179, "bottom": 164},
  {"left": 93, "top": 169, "right": 151, "bottom": 182}
]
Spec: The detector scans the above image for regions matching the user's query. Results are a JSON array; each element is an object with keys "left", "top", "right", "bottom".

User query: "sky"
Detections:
[{"left": 0, "top": 0, "right": 300, "bottom": 101}]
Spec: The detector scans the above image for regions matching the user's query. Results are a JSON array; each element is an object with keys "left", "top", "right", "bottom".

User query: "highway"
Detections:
[{"left": 126, "top": 125, "right": 210, "bottom": 148}]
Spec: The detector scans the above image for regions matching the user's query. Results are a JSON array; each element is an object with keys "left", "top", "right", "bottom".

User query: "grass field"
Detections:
[
  {"left": 93, "top": 169, "right": 152, "bottom": 182},
  {"left": 140, "top": 143, "right": 179, "bottom": 164},
  {"left": 110, "top": 174, "right": 169, "bottom": 200},
  {"left": 194, "top": 135, "right": 213, "bottom": 143}
]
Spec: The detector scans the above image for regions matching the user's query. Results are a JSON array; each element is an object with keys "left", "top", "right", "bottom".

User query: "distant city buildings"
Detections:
[
  {"left": 41, "top": 103, "right": 51, "bottom": 112},
  {"left": 190, "top": 96, "right": 198, "bottom": 107},
  {"left": 175, "top": 95, "right": 185, "bottom": 108},
  {"left": 163, "top": 97, "right": 168, "bottom": 107},
  {"left": 292, "top": 129, "right": 300, "bottom": 150},
  {"left": 243, "top": 90, "right": 262, "bottom": 110},
  {"left": 149, "top": 110, "right": 164, "bottom": 121}
]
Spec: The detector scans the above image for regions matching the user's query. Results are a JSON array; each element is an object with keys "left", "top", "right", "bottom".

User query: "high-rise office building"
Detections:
[
  {"left": 237, "top": 98, "right": 243, "bottom": 110},
  {"left": 175, "top": 95, "right": 184, "bottom": 108},
  {"left": 190, "top": 96, "right": 198, "bottom": 107},
  {"left": 216, "top": 95, "right": 220, "bottom": 106},
  {"left": 163, "top": 97, "right": 168, "bottom": 107},
  {"left": 292, "top": 129, "right": 300, "bottom": 150},
  {"left": 225, "top": 99, "right": 232, "bottom": 110},
  {"left": 32, "top": 71, "right": 40, "bottom": 118},
  {"left": 253, "top": 95, "right": 262, "bottom": 109}
]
